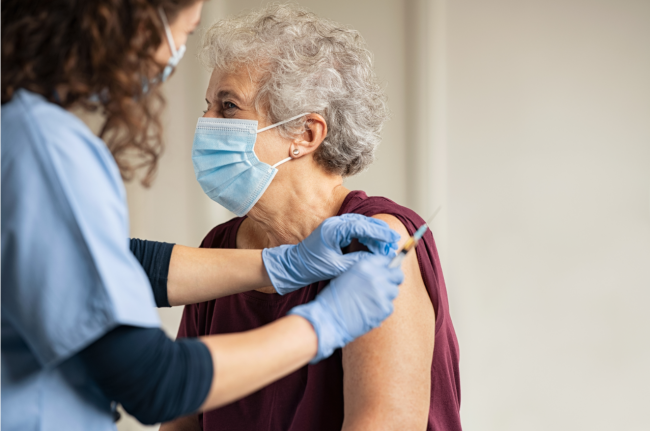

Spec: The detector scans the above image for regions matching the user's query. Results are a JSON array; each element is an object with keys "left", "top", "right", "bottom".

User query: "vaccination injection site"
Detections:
[{"left": 2, "top": 1, "right": 649, "bottom": 431}]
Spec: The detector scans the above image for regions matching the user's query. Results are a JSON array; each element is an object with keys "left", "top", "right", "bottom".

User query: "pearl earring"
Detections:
[{"left": 292, "top": 149, "right": 300, "bottom": 156}]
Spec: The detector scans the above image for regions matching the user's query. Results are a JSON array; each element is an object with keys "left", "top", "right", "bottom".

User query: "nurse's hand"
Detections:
[
  {"left": 288, "top": 254, "right": 404, "bottom": 363},
  {"left": 262, "top": 214, "right": 400, "bottom": 295}
]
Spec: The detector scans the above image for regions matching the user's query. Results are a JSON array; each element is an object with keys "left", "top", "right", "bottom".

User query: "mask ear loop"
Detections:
[
  {"left": 260, "top": 112, "right": 311, "bottom": 171},
  {"left": 271, "top": 157, "right": 293, "bottom": 169},
  {"left": 158, "top": 8, "right": 178, "bottom": 56},
  {"left": 256, "top": 113, "right": 311, "bottom": 134}
]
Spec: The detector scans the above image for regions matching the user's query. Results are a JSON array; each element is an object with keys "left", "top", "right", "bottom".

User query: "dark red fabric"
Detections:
[{"left": 177, "top": 190, "right": 461, "bottom": 430}]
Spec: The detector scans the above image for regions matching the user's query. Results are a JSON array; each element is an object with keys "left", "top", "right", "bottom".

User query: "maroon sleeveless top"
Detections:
[{"left": 177, "top": 191, "right": 461, "bottom": 430}]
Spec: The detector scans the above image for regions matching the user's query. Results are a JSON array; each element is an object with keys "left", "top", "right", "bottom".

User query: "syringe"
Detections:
[{"left": 388, "top": 206, "right": 441, "bottom": 268}]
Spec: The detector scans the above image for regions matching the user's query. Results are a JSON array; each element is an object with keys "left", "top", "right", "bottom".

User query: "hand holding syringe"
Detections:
[{"left": 388, "top": 206, "right": 442, "bottom": 269}]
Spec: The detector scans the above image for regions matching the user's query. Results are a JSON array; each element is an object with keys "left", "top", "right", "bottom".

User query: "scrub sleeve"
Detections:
[
  {"left": 1, "top": 90, "right": 160, "bottom": 431},
  {"left": 129, "top": 238, "right": 175, "bottom": 308}
]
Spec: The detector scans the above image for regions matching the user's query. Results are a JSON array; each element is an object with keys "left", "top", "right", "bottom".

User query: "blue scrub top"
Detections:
[{"left": 1, "top": 90, "right": 160, "bottom": 431}]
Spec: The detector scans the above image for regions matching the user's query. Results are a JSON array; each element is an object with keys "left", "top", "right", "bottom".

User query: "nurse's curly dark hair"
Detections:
[{"left": 1, "top": 0, "right": 200, "bottom": 185}]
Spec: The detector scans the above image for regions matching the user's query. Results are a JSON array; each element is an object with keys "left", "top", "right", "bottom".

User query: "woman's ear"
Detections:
[{"left": 290, "top": 113, "right": 327, "bottom": 158}]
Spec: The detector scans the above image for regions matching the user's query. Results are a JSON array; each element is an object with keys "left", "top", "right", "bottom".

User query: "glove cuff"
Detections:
[
  {"left": 288, "top": 299, "right": 347, "bottom": 364},
  {"left": 262, "top": 245, "right": 299, "bottom": 295}
]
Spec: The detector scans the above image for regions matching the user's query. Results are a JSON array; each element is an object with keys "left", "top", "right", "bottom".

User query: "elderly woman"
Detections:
[{"left": 163, "top": 5, "right": 460, "bottom": 431}]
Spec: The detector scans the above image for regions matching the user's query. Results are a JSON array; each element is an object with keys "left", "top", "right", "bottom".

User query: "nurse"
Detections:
[{"left": 0, "top": 1, "right": 404, "bottom": 430}]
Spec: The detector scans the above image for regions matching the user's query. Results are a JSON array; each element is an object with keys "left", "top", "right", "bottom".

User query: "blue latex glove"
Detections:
[
  {"left": 288, "top": 254, "right": 404, "bottom": 363},
  {"left": 262, "top": 214, "right": 400, "bottom": 295}
]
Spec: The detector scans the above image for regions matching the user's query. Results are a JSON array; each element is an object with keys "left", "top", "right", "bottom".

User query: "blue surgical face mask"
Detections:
[{"left": 192, "top": 113, "right": 309, "bottom": 216}]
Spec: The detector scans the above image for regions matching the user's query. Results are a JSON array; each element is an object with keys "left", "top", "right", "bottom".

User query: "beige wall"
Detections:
[
  {"left": 447, "top": 1, "right": 650, "bottom": 429},
  {"left": 119, "top": 1, "right": 650, "bottom": 430}
]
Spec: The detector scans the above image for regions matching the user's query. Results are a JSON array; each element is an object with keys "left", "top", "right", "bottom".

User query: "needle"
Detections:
[{"left": 388, "top": 206, "right": 442, "bottom": 268}]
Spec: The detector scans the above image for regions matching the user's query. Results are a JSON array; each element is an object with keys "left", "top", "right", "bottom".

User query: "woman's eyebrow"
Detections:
[{"left": 216, "top": 90, "right": 245, "bottom": 104}]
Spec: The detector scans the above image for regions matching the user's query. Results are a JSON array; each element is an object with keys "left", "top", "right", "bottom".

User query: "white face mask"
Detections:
[{"left": 157, "top": 7, "right": 186, "bottom": 83}]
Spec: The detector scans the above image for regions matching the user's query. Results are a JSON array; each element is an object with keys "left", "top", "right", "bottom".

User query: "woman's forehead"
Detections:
[
  {"left": 207, "top": 67, "right": 261, "bottom": 103},
  {"left": 173, "top": 1, "right": 203, "bottom": 29}
]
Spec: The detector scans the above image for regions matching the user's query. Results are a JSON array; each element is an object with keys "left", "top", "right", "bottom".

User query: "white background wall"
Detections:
[{"left": 118, "top": 1, "right": 650, "bottom": 430}]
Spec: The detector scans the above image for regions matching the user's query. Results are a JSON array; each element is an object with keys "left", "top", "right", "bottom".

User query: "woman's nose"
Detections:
[{"left": 202, "top": 111, "right": 220, "bottom": 119}]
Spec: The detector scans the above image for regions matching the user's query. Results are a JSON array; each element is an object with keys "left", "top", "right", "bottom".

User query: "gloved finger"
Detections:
[
  {"left": 365, "top": 253, "right": 393, "bottom": 265},
  {"left": 339, "top": 213, "right": 393, "bottom": 228},
  {"left": 358, "top": 237, "right": 399, "bottom": 256},
  {"left": 335, "top": 251, "right": 372, "bottom": 269},
  {"left": 385, "top": 266, "right": 405, "bottom": 285},
  {"left": 384, "top": 280, "right": 401, "bottom": 301},
  {"left": 354, "top": 253, "right": 391, "bottom": 270},
  {"left": 376, "top": 297, "right": 395, "bottom": 322},
  {"left": 334, "top": 214, "right": 378, "bottom": 248},
  {"left": 337, "top": 213, "right": 394, "bottom": 230},
  {"left": 337, "top": 218, "right": 401, "bottom": 252},
  {"left": 338, "top": 213, "right": 374, "bottom": 222},
  {"left": 326, "top": 215, "right": 397, "bottom": 250}
]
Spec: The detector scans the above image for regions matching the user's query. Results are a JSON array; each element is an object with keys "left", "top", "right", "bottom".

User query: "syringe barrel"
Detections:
[{"left": 388, "top": 252, "right": 407, "bottom": 268}]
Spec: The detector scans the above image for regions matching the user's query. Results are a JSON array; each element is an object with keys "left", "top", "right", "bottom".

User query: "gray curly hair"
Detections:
[{"left": 199, "top": 3, "right": 389, "bottom": 176}]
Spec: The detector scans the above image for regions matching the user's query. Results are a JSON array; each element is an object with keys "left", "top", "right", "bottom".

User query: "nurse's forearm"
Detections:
[
  {"left": 198, "top": 314, "right": 318, "bottom": 410},
  {"left": 167, "top": 245, "right": 272, "bottom": 306}
]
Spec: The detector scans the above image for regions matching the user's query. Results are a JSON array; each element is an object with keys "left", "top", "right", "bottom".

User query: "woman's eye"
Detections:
[{"left": 223, "top": 101, "right": 238, "bottom": 110}]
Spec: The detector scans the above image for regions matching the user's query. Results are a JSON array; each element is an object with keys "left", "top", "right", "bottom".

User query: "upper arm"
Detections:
[{"left": 342, "top": 214, "right": 435, "bottom": 431}]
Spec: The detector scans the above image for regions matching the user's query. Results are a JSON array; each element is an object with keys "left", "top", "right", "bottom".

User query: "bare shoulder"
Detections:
[
  {"left": 370, "top": 213, "right": 411, "bottom": 247},
  {"left": 341, "top": 212, "right": 435, "bottom": 429},
  {"left": 370, "top": 214, "right": 423, "bottom": 287},
  {"left": 365, "top": 214, "right": 432, "bottom": 317}
]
